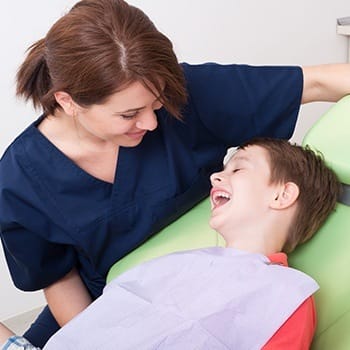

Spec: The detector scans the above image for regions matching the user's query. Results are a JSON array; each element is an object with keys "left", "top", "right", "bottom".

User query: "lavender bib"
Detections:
[{"left": 45, "top": 247, "right": 318, "bottom": 350}]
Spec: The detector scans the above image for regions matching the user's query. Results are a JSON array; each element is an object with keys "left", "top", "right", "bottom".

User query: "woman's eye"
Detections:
[
  {"left": 120, "top": 112, "right": 138, "bottom": 120},
  {"left": 233, "top": 168, "right": 241, "bottom": 173}
]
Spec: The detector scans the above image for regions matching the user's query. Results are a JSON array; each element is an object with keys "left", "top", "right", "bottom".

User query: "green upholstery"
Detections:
[
  {"left": 289, "top": 95, "right": 350, "bottom": 349},
  {"left": 107, "top": 96, "right": 350, "bottom": 349},
  {"left": 107, "top": 198, "right": 223, "bottom": 279}
]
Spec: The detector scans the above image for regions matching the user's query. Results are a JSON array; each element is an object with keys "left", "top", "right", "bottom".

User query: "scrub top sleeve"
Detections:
[
  {"left": 1, "top": 225, "right": 77, "bottom": 291},
  {"left": 0, "top": 143, "right": 77, "bottom": 292},
  {"left": 181, "top": 63, "right": 303, "bottom": 145}
]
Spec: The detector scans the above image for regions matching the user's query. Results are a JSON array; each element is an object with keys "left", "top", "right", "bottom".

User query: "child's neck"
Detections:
[
  {"left": 225, "top": 241, "right": 278, "bottom": 256},
  {"left": 223, "top": 230, "right": 286, "bottom": 256}
]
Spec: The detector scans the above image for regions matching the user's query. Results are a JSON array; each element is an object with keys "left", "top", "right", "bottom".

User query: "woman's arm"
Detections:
[
  {"left": 44, "top": 268, "right": 92, "bottom": 327},
  {"left": 302, "top": 64, "right": 350, "bottom": 103},
  {"left": 0, "top": 322, "right": 14, "bottom": 345}
]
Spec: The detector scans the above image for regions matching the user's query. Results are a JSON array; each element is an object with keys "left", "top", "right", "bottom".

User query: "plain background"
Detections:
[{"left": 0, "top": 0, "right": 349, "bottom": 321}]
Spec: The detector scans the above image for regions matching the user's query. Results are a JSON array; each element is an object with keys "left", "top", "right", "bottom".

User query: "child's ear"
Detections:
[{"left": 270, "top": 182, "right": 300, "bottom": 209}]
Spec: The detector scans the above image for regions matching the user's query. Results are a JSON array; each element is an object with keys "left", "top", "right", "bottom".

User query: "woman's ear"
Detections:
[
  {"left": 54, "top": 91, "right": 76, "bottom": 116},
  {"left": 270, "top": 182, "right": 300, "bottom": 210}
]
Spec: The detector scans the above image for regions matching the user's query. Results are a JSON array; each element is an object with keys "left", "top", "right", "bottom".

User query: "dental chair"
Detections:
[
  {"left": 107, "top": 96, "right": 350, "bottom": 350},
  {"left": 289, "top": 96, "right": 350, "bottom": 349}
]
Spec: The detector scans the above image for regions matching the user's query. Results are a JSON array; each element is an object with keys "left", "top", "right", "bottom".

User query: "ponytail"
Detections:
[
  {"left": 16, "top": 39, "right": 54, "bottom": 113},
  {"left": 15, "top": 0, "right": 187, "bottom": 118}
]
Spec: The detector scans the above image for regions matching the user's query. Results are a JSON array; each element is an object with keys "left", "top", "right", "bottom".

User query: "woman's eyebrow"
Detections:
[
  {"left": 116, "top": 106, "right": 145, "bottom": 114},
  {"left": 116, "top": 96, "right": 161, "bottom": 114}
]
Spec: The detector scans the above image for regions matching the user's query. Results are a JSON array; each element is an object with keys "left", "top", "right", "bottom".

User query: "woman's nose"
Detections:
[{"left": 136, "top": 110, "right": 158, "bottom": 131}]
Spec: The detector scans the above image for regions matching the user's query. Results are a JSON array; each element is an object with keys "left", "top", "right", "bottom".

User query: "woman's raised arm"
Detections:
[{"left": 302, "top": 63, "right": 350, "bottom": 103}]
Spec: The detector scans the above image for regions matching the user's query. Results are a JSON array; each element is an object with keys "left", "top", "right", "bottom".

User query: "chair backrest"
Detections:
[
  {"left": 289, "top": 95, "right": 350, "bottom": 350},
  {"left": 107, "top": 96, "right": 350, "bottom": 350},
  {"left": 107, "top": 198, "right": 219, "bottom": 279}
]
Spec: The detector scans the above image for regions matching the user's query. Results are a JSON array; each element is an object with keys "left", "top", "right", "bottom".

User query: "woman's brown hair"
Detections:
[
  {"left": 239, "top": 137, "right": 341, "bottom": 253},
  {"left": 16, "top": 0, "right": 187, "bottom": 118}
]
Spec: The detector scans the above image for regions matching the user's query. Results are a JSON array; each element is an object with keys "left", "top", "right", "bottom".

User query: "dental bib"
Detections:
[{"left": 45, "top": 247, "right": 318, "bottom": 350}]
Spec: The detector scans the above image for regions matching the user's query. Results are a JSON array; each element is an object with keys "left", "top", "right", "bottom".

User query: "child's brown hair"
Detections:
[{"left": 239, "top": 137, "right": 341, "bottom": 253}]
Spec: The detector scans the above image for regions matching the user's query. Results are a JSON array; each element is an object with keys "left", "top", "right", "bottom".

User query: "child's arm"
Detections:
[
  {"left": 262, "top": 296, "right": 316, "bottom": 350},
  {"left": 44, "top": 267, "right": 92, "bottom": 326}
]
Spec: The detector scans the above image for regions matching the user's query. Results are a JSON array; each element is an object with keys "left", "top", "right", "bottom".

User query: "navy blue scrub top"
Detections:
[{"left": 0, "top": 63, "right": 303, "bottom": 299}]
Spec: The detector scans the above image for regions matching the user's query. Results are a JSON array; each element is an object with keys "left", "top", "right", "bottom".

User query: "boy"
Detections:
[{"left": 0, "top": 138, "right": 340, "bottom": 349}]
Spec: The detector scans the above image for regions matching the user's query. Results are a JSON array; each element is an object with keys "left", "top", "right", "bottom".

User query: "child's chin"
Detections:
[{"left": 208, "top": 216, "right": 220, "bottom": 231}]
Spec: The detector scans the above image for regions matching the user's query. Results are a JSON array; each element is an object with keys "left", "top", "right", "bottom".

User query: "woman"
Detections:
[{"left": 0, "top": 0, "right": 349, "bottom": 346}]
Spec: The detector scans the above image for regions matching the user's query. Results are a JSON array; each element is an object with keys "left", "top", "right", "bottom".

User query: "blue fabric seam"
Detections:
[{"left": 18, "top": 140, "right": 81, "bottom": 245}]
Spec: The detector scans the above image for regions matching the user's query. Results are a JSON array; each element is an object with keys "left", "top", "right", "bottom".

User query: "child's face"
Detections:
[{"left": 209, "top": 145, "right": 278, "bottom": 237}]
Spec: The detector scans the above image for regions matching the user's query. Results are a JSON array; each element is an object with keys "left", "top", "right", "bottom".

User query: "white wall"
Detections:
[{"left": 0, "top": 0, "right": 349, "bottom": 321}]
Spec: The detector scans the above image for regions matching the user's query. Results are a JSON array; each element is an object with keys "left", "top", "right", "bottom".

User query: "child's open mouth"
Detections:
[{"left": 211, "top": 189, "right": 231, "bottom": 209}]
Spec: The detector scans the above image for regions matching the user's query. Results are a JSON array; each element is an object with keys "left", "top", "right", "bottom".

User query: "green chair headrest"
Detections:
[
  {"left": 302, "top": 95, "right": 350, "bottom": 185},
  {"left": 290, "top": 95, "right": 350, "bottom": 349}
]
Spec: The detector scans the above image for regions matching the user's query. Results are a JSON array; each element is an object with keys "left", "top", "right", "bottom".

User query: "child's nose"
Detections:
[{"left": 210, "top": 172, "right": 223, "bottom": 185}]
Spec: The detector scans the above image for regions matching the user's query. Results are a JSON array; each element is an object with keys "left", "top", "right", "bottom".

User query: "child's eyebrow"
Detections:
[
  {"left": 224, "top": 155, "right": 250, "bottom": 169},
  {"left": 232, "top": 155, "right": 250, "bottom": 163}
]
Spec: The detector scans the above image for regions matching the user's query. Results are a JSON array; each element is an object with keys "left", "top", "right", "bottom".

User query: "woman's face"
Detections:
[{"left": 74, "top": 80, "right": 163, "bottom": 147}]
